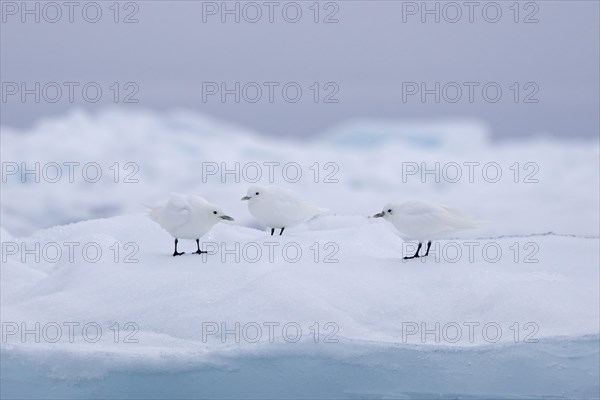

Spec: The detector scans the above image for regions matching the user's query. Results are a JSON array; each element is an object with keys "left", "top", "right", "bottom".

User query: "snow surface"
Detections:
[{"left": 1, "top": 109, "right": 599, "bottom": 398}]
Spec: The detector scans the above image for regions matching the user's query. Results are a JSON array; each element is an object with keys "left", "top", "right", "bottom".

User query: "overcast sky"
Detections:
[{"left": 1, "top": 0, "right": 599, "bottom": 139}]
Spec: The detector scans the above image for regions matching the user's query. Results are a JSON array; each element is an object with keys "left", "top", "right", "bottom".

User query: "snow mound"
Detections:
[{"left": 1, "top": 213, "right": 598, "bottom": 397}]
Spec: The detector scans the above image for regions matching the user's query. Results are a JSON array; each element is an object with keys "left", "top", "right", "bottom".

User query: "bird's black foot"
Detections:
[
  {"left": 279, "top": 228, "right": 285, "bottom": 236},
  {"left": 423, "top": 241, "right": 432, "bottom": 257},
  {"left": 270, "top": 228, "right": 275, "bottom": 236},
  {"left": 173, "top": 238, "right": 184, "bottom": 256},
  {"left": 403, "top": 242, "right": 423, "bottom": 260},
  {"left": 192, "top": 239, "right": 207, "bottom": 254}
]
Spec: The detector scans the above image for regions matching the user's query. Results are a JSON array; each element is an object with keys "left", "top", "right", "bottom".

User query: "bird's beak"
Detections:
[
  {"left": 241, "top": 196, "right": 251, "bottom": 201},
  {"left": 372, "top": 212, "right": 384, "bottom": 218},
  {"left": 220, "top": 215, "right": 234, "bottom": 221}
]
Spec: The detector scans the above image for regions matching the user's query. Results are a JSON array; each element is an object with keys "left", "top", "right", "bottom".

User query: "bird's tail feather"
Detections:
[
  {"left": 141, "top": 202, "right": 162, "bottom": 223},
  {"left": 308, "top": 208, "right": 334, "bottom": 221},
  {"left": 141, "top": 202, "right": 157, "bottom": 211},
  {"left": 438, "top": 207, "right": 487, "bottom": 230}
]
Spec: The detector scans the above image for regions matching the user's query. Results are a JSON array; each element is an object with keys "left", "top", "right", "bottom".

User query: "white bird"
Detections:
[
  {"left": 147, "top": 193, "right": 234, "bottom": 256},
  {"left": 372, "top": 201, "right": 482, "bottom": 259},
  {"left": 241, "top": 185, "right": 326, "bottom": 235}
]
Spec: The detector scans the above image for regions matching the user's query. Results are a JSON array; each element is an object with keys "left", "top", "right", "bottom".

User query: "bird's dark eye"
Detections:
[
  {"left": 255, "top": 192, "right": 259, "bottom": 195},
  {"left": 388, "top": 209, "right": 392, "bottom": 213},
  {"left": 213, "top": 211, "right": 217, "bottom": 215}
]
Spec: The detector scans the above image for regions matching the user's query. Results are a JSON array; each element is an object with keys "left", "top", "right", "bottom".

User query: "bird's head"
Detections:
[
  {"left": 241, "top": 185, "right": 267, "bottom": 202},
  {"left": 372, "top": 203, "right": 395, "bottom": 221},
  {"left": 206, "top": 205, "right": 234, "bottom": 223}
]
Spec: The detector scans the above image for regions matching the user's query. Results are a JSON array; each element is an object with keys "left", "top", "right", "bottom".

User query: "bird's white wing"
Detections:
[
  {"left": 397, "top": 201, "right": 479, "bottom": 238},
  {"left": 401, "top": 201, "right": 460, "bottom": 217},
  {"left": 272, "top": 188, "right": 324, "bottom": 220},
  {"left": 399, "top": 201, "right": 444, "bottom": 216},
  {"left": 156, "top": 194, "right": 193, "bottom": 232},
  {"left": 436, "top": 204, "right": 481, "bottom": 228}
]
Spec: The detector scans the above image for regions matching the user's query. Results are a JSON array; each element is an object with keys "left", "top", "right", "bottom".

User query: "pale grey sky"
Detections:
[{"left": 1, "top": 0, "right": 599, "bottom": 139}]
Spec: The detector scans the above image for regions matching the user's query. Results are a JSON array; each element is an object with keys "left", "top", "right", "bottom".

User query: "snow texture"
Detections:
[{"left": 1, "top": 109, "right": 599, "bottom": 398}]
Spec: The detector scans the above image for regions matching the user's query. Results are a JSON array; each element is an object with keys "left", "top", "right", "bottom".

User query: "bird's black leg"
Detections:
[
  {"left": 280, "top": 227, "right": 285, "bottom": 236},
  {"left": 423, "top": 241, "right": 432, "bottom": 257},
  {"left": 270, "top": 228, "right": 275, "bottom": 236},
  {"left": 192, "top": 239, "right": 207, "bottom": 255},
  {"left": 404, "top": 242, "right": 422, "bottom": 260},
  {"left": 173, "top": 238, "right": 185, "bottom": 257}
]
